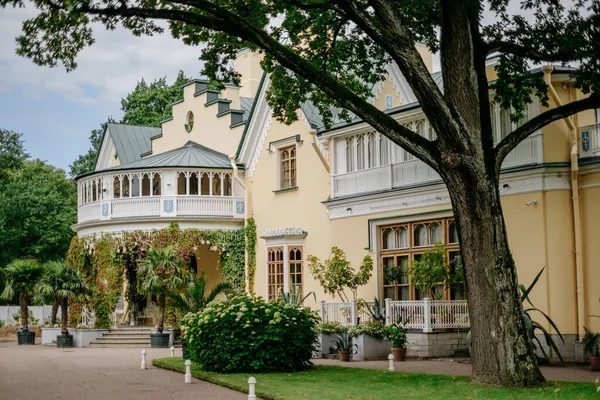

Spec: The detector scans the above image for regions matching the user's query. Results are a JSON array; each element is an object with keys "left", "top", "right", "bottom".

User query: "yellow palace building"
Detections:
[{"left": 73, "top": 48, "right": 600, "bottom": 360}]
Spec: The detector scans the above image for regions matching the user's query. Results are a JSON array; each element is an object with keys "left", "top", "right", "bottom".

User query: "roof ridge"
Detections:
[{"left": 107, "top": 122, "right": 161, "bottom": 130}]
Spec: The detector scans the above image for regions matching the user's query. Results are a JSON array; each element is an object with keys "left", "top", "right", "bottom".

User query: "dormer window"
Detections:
[{"left": 185, "top": 111, "right": 194, "bottom": 133}]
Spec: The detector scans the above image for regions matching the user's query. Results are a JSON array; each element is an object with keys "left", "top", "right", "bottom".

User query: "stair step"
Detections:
[
  {"left": 99, "top": 335, "right": 150, "bottom": 339},
  {"left": 93, "top": 338, "right": 151, "bottom": 343}
]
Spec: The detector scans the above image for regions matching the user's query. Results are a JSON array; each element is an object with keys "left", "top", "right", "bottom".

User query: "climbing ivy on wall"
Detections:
[
  {"left": 66, "top": 224, "right": 247, "bottom": 313},
  {"left": 245, "top": 217, "right": 257, "bottom": 292}
]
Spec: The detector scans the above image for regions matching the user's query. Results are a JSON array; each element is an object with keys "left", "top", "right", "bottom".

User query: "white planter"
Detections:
[
  {"left": 41, "top": 328, "right": 62, "bottom": 345},
  {"left": 72, "top": 329, "right": 109, "bottom": 347},
  {"left": 353, "top": 335, "right": 391, "bottom": 361}
]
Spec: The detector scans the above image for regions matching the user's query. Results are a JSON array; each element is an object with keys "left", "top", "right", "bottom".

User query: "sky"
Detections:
[{"left": 0, "top": 6, "right": 205, "bottom": 172}]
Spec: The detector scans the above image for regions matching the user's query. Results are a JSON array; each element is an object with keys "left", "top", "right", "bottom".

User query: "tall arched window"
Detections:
[
  {"left": 356, "top": 135, "right": 365, "bottom": 170},
  {"left": 189, "top": 172, "right": 199, "bottom": 195},
  {"left": 212, "top": 173, "right": 222, "bottom": 196},
  {"left": 177, "top": 172, "right": 187, "bottom": 195},
  {"left": 122, "top": 175, "right": 130, "bottom": 197},
  {"left": 152, "top": 173, "right": 161, "bottom": 196},
  {"left": 200, "top": 173, "right": 210, "bottom": 195},
  {"left": 380, "top": 135, "right": 389, "bottom": 166},
  {"left": 289, "top": 247, "right": 303, "bottom": 296},
  {"left": 382, "top": 228, "right": 395, "bottom": 250},
  {"left": 113, "top": 176, "right": 121, "bottom": 199},
  {"left": 413, "top": 224, "right": 427, "bottom": 246},
  {"left": 367, "top": 133, "right": 376, "bottom": 168},
  {"left": 223, "top": 173, "right": 232, "bottom": 196},
  {"left": 141, "top": 173, "right": 151, "bottom": 196},
  {"left": 395, "top": 226, "right": 408, "bottom": 248},
  {"left": 345, "top": 137, "right": 355, "bottom": 172},
  {"left": 131, "top": 174, "right": 140, "bottom": 197}
]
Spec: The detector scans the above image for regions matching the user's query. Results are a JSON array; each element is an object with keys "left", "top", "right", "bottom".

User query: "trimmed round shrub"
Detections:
[{"left": 181, "top": 294, "right": 318, "bottom": 373}]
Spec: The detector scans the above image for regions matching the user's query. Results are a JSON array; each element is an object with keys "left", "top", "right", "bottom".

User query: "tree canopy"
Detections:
[
  {"left": 69, "top": 118, "right": 113, "bottom": 178},
  {"left": 4, "top": 0, "right": 600, "bottom": 387},
  {"left": 0, "top": 129, "right": 29, "bottom": 183},
  {"left": 0, "top": 159, "right": 76, "bottom": 266}
]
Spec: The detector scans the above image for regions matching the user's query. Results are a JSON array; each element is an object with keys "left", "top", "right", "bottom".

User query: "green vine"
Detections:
[
  {"left": 245, "top": 217, "right": 257, "bottom": 292},
  {"left": 66, "top": 224, "right": 247, "bottom": 314}
]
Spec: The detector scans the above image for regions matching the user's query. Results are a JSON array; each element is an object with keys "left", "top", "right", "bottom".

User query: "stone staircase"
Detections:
[{"left": 89, "top": 326, "right": 152, "bottom": 348}]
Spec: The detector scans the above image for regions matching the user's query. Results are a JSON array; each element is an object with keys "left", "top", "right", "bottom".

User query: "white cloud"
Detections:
[{"left": 0, "top": 6, "right": 204, "bottom": 107}]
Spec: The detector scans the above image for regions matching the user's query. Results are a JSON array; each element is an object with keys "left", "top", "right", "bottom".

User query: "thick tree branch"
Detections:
[
  {"left": 335, "top": 0, "right": 464, "bottom": 150},
  {"left": 495, "top": 95, "right": 600, "bottom": 165},
  {"left": 74, "top": 1, "right": 438, "bottom": 167}
]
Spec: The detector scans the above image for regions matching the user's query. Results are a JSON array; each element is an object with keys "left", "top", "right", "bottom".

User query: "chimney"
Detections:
[{"left": 235, "top": 49, "right": 263, "bottom": 98}]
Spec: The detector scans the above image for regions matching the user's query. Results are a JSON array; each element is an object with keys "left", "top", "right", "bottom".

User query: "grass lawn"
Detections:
[{"left": 153, "top": 357, "right": 598, "bottom": 399}]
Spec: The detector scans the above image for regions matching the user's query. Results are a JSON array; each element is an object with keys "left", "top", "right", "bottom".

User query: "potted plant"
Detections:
[
  {"left": 168, "top": 272, "right": 232, "bottom": 358},
  {"left": 582, "top": 327, "right": 600, "bottom": 371},
  {"left": 0, "top": 259, "right": 44, "bottom": 345},
  {"left": 332, "top": 331, "right": 357, "bottom": 361},
  {"left": 36, "top": 261, "right": 89, "bottom": 348},
  {"left": 387, "top": 322, "right": 408, "bottom": 361},
  {"left": 139, "top": 246, "right": 191, "bottom": 348}
]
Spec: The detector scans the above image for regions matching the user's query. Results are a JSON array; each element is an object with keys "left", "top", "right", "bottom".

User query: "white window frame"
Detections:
[
  {"left": 264, "top": 236, "right": 305, "bottom": 300},
  {"left": 269, "top": 136, "right": 301, "bottom": 190}
]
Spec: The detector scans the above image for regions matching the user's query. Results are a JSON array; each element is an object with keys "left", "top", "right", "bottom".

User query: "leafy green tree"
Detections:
[
  {"left": 307, "top": 247, "right": 373, "bottom": 302},
  {"left": 0, "top": 129, "right": 29, "bottom": 183},
  {"left": 121, "top": 71, "right": 189, "bottom": 127},
  {"left": 0, "top": 159, "right": 76, "bottom": 266},
  {"left": 6, "top": 0, "right": 600, "bottom": 385},
  {"left": 69, "top": 118, "right": 113, "bottom": 178},
  {"left": 0, "top": 259, "right": 44, "bottom": 331},
  {"left": 36, "top": 261, "right": 89, "bottom": 336},
  {"left": 139, "top": 246, "right": 191, "bottom": 333}
]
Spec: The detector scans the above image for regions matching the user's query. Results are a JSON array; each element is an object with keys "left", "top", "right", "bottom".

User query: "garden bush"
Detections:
[
  {"left": 316, "top": 322, "right": 347, "bottom": 335},
  {"left": 348, "top": 321, "right": 389, "bottom": 340},
  {"left": 181, "top": 294, "right": 319, "bottom": 373}
]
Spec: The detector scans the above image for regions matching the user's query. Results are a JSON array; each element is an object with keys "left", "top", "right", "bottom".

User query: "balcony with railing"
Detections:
[
  {"left": 579, "top": 123, "right": 600, "bottom": 157},
  {"left": 331, "top": 132, "right": 543, "bottom": 199},
  {"left": 76, "top": 168, "right": 245, "bottom": 225}
]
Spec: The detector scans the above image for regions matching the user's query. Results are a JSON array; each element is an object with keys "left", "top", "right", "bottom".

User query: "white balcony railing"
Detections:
[
  {"left": 331, "top": 134, "right": 543, "bottom": 198},
  {"left": 319, "top": 299, "right": 470, "bottom": 332},
  {"left": 77, "top": 195, "right": 244, "bottom": 224}
]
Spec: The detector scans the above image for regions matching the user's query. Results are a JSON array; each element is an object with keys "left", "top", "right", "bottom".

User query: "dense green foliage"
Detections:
[
  {"left": 0, "top": 159, "right": 76, "bottom": 266},
  {"left": 245, "top": 217, "right": 257, "bottom": 292},
  {"left": 348, "top": 321, "right": 389, "bottom": 341},
  {"left": 139, "top": 246, "right": 191, "bottom": 332},
  {"left": 582, "top": 327, "right": 600, "bottom": 357},
  {"left": 307, "top": 247, "right": 373, "bottom": 302},
  {"left": 387, "top": 322, "right": 408, "bottom": 348},
  {"left": 316, "top": 322, "right": 347, "bottom": 335},
  {"left": 154, "top": 360, "right": 599, "bottom": 400},
  {"left": 181, "top": 294, "right": 318, "bottom": 373},
  {"left": 0, "top": 129, "right": 28, "bottom": 183},
  {"left": 409, "top": 243, "right": 463, "bottom": 299},
  {"left": 168, "top": 273, "right": 232, "bottom": 315},
  {"left": 69, "top": 72, "right": 189, "bottom": 177}
]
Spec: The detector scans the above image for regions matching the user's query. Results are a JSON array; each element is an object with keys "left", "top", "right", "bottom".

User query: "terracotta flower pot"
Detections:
[
  {"left": 590, "top": 355, "right": 600, "bottom": 371},
  {"left": 392, "top": 347, "right": 407, "bottom": 361},
  {"left": 339, "top": 351, "right": 351, "bottom": 362}
]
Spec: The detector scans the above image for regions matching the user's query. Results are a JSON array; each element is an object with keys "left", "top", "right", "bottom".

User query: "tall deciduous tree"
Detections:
[
  {"left": 4, "top": 0, "right": 600, "bottom": 386},
  {"left": 0, "top": 159, "right": 76, "bottom": 266},
  {"left": 0, "top": 129, "right": 29, "bottom": 183},
  {"left": 69, "top": 118, "right": 113, "bottom": 178}
]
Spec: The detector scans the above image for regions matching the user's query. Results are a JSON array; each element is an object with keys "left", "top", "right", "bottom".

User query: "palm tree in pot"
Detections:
[
  {"left": 36, "top": 261, "right": 89, "bottom": 347},
  {"left": 168, "top": 272, "right": 232, "bottom": 358},
  {"left": 0, "top": 259, "right": 44, "bottom": 345},
  {"left": 139, "top": 246, "right": 191, "bottom": 348},
  {"left": 582, "top": 327, "right": 600, "bottom": 371}
]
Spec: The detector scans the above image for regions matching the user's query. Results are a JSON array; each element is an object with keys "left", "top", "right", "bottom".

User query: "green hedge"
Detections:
[{"left": 181, "top": 294, "right": 319, "bottom": 373}]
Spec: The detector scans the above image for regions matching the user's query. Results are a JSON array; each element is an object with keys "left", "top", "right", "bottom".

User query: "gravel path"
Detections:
[
  {"left": 314, "top": 357, "right": 600, "bottom": 383},
  {"left": 0, "top": 339, "right": 248, "bottom": 400}
]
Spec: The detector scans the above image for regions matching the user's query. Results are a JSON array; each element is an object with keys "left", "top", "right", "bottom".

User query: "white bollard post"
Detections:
[
  {"left": 248, "top": 377, "right": 256, "bottom": 400},
  {"left": 170, "top": 346, "right": 175, "bottom": 357},
  {"left": 141, "top": 349, "right": 148, "bottom": 370},
  {"left": 185, "top": 360, "right": 192, "bottom": 384},
  {"left": 388, "top": 353, "right": 395, "bottom": 371}
]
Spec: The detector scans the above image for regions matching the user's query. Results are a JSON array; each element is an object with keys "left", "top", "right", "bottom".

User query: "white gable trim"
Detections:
[
  {"left": 95, "top": 128, "right": 115, "bottom": 171},
  {"left": 238, "top": 75, "right": 273, "bottom": 177},
  {"left": 372, "top": 63, "right": 417, "bottom": 106}
]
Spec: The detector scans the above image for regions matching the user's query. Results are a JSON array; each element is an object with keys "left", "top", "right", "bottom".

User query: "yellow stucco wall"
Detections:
[
  {"left": 580, "top": 171, "right": 600, "bottom": 332},
  {"left": 373, "top": 78, "right": 404, "bottom": 110}
]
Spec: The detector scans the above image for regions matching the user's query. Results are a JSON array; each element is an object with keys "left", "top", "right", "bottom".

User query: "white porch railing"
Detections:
[
  {"left": 78, "top": 202, "right": 101, "bottom": 223},
  {"left": 111, "top": 197, "right": 161, "bottom": 219},
  {"left": 580, "top": 123, "right": 600, "bottom": 156},
  {"left": 319, "top": 299, "right": 470, "bottom": 331},
  {"left": 80, "top": 307, "right": 96, "bottom": 328},
  {"left": 331, "top": 134, "right": 544, "bottom": 198},
  {"left": 177, "top": 196, "right": 236, "bottom": 217}
]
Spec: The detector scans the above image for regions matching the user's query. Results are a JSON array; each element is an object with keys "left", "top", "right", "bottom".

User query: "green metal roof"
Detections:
[
  {"left": 103, "top": 140, "right": 234, "bottom": 172},
  {"left": 106, "top": 123, "right": 161, "bottom": 165}
]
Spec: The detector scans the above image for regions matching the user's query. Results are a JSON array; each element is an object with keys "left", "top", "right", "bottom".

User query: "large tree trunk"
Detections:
[
  {"left": 157, "top": 293, "right": 166, "bottom": 333},
  {"left": 51, "top": 298, "right": 59, "bottom": 325},
  {"left": 20, "top": 293, "right": 29, "bottom": 332},
  {"left": 61, "top": 298, "right": 69, "bottom": 336},
  {"left": 444, "top": 166, "right": 544, "bottom": 386}
]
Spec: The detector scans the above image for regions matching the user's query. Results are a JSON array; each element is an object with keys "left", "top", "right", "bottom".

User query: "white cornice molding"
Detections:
[{"left": 326, "top": 168, "right": 570, "bottom": 219}]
